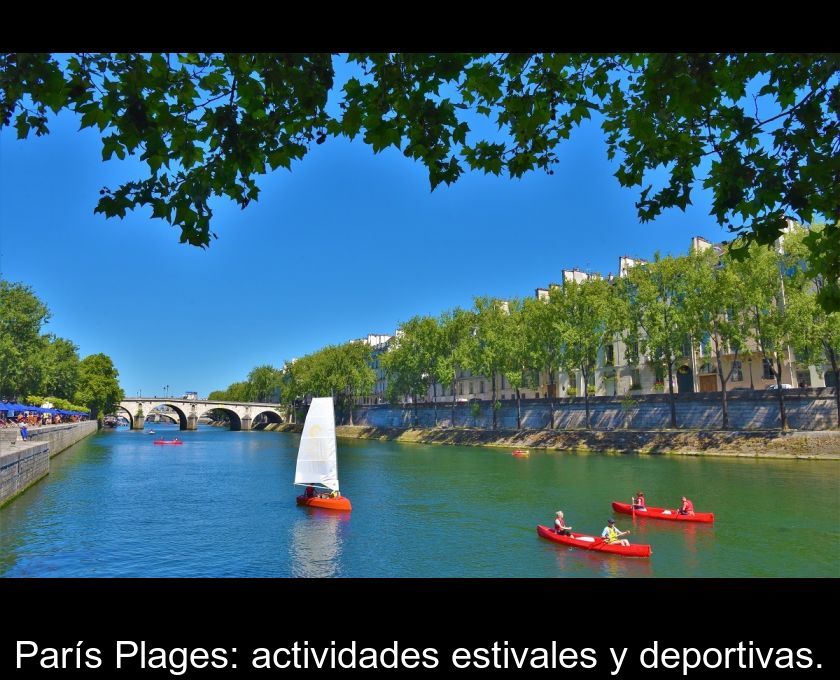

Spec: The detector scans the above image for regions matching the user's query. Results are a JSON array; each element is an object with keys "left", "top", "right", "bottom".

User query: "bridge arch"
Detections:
[
  {"left": 200, "top": 407, "right": 243, "bottom": 431},
  {"left": 117, "top": 404, "right": 137, "bottom": 429},
  {"left": 251, "top": 409, "right": 284, "bottom": 429},
  {"left": 154, "top": 403, "right": 188, "bottom": 429}
]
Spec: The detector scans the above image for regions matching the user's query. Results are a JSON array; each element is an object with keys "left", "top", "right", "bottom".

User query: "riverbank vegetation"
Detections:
[
  {"left": 220, "top": 224, "right": 838, "bottom": 431},
  {"left": 0, "top": 279, "right": 124, "bottom": 420}
]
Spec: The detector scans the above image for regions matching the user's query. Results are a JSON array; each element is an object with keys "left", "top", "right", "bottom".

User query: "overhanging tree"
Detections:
[{"left": 3, "top": 53, "right": 836, "bottom": 308}]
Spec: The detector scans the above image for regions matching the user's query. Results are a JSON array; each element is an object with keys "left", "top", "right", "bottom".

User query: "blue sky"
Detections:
[{"left": 0, "top": 56, "right": 728, "bottom": 398}]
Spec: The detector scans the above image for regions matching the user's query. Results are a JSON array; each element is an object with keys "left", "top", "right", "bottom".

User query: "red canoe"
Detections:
[
  {"left": 297, "top": 494, "right": 352, "bottom": 511},
  {"left": 537, "top": 525, "right": 651, "bottom": 558},
  {"left": 153, "top": 440, "right": 183, "bottom": 446},
  {"left": 512, "top": 449, "right": 529, "bottom": 457},
  {"left": 612, "top": 501, "right": 714, "bottom": 523}
]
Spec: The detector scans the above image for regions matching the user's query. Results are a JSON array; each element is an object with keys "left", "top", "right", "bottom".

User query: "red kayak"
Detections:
[
  {"left": 153, "top": 439, "right": 183, "bottom": 446},
  {"left": 612, "top": 502, "right": 714, "bottom": 523},
  {"left": 537, "top": 525, "right": 651, "bottom": 558}
]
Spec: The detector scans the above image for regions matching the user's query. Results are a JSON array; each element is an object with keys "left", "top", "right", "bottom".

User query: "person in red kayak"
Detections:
[
  {"left": 554, "top": 511, "right": 573, "bottom": 536},
  {"left": 601, "top": 518, "right": 631, "bottom": 546},
  {"left": 632, "top": 491, "right": 646, "bottom": 509},
  {"left": 678, "top": 496, "right": 695, "bottom": 516}
]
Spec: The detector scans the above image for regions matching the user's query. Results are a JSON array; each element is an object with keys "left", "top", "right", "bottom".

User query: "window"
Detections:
[
  {"left": 459, "top": 383, "right": 464, "bottom": 395},
  {"left": 605, "top": 344, "right": 614, "bottom": 366},
  {"left": 762, "top": 359, "right": 774, "bottom": 380},
  {"left": 630, "top": 369, "right": 641, "bottom": 390},
  {"left": 479, "top": 381, "right": 485, "bottom": 394},
  {"left": 699, "top": 361, "right": 714, "bottom": 374},
  {"left": 469, "top": 382, "right": 474, "bottom": 394},
  {"left": 732, "top": 360, "right": 743, "bottom": 382}
]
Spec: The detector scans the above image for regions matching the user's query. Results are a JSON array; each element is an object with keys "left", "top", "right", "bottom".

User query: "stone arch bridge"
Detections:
[{"left": 119, "top": 398, "right": 284, "bottom": 431}]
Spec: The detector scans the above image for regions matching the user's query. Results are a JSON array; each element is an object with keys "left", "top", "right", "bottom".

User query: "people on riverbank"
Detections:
[
  {"left": 601, "top": 518, "right": 630, "bottom": 546},
  {"left": 554, "top": 511, "right": 572, "bottom": 535},
  {"left": 678, "top": 496, "right": 695, "bottom": 516}
]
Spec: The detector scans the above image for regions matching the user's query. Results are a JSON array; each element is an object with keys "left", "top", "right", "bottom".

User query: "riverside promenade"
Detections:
[{"left": 0, "top": 421, "right": 97, "bottom": 506}]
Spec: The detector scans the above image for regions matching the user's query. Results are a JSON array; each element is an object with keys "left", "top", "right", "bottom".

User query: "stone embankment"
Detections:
[
  {"left": 332, "top": 425, "right": 840, "bottom": 460},
  {"left": 0, "top": 421, "right": 98, "bottom": 506}
]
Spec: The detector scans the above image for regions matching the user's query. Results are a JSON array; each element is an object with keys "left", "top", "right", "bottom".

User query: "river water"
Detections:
[{"left": 1, "top": 424, "right": 837, "bottom": 577}]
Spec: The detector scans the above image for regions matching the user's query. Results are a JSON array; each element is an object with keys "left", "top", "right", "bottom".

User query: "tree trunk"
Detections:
[
  {"left": 432, "top": 381, "right": 438, "bottom": 427},
  {"left": 516, "top": 388, "right": 522, "bottom": 430},
  {"left": 775, "top": 356, "right": 787, "bottom": 430},
  {"left": 582, "top": 367, "right": 591, "bottom": 430},
  {"left": 713, "top": 330, "right": 730, "bottom": 429},
  {"left": 550, "top": 399, "right": 556, "bottom": 430},
  {"left": 491, "top": 375, "right": 497, "bottom": 430},
  {"left": 452, "top": 380, "right": 457, "bottom": 428},
  {"left": 413, "top": 393, "right": 419, "bottom": 428},
  {"left": 667, "top": 360, "right": 677, "bottom": 428},
  {"left": 348, "top": 393, "right": 354, "bottom": 426},
  {"left": 826, "top": 344, "right": 839, "bottom": 427}
]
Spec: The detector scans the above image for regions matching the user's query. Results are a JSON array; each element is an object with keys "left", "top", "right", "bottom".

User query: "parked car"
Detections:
[{"left": 767, "top": 383, "right": 795, "bottom": 390}]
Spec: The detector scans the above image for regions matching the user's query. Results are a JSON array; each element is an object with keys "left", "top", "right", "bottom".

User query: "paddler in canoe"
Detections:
[
  {"left": 601, "top": 518, "right": 631, "bottom": 547},
  {"left": 554, "top": 511, "right": 572, "bottom": 536},
  {"left": 678, "top": 496, "right": 695, "bottom": 516},
  {"left": 631, "top": 491, "right": 646, "bottom": 510}
]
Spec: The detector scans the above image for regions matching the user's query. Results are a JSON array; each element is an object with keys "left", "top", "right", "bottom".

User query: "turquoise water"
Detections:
[{"left": 1, "top": 424, "right": 838, "bottom": 577}]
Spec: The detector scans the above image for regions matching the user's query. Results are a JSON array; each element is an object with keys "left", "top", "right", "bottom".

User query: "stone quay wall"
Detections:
[
  {"left": 0, "top": 421, "right": 97, "bottom": 506},
  {"left": 350, "top": 389, "right": 838, "bottom": 431},
  {"left": 26, "top": 420, "right": 99, "bottom": 457},
  {"left": 0, "top": 441, "right": 50, "bottom": 507}
]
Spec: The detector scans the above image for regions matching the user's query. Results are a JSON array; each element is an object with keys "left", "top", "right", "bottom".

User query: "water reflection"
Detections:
[
  {"left": 552, "top": 546, "right": 653, "bottom": 578},
  {"left": 289, "top": 509, "right": 349, "bottom": 578}
]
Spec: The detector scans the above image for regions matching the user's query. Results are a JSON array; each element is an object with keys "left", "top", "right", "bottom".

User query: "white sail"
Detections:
[{"left": 294, "top": 397, "right": 339, "bottom": 491}]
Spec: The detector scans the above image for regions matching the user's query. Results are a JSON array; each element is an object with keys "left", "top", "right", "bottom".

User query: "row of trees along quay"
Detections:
[
  {"left": 216, "top": 224, "right": 838, "bottom": 432},
  {"left": 2, "top": 54, "right": 837, "bottom": 311},
  {"left": 0, "top": 280, "right": 124, "bottom": 420}
]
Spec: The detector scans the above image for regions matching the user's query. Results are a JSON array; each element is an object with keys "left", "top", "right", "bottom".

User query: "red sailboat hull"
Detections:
[{"left": 296, "top": 494, "right": 352, "bottom": 511}]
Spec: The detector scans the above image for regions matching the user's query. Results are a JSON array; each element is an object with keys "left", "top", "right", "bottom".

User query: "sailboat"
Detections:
[{"left": 294, "top": 397, "right": 352, "bottom": 512}]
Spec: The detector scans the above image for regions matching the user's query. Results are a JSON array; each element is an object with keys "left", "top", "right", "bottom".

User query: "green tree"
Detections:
[
  {"left": 39, "top": 335, "right": 80, "bottom": 400},
  {"left": 0, "top": 280, "right": 50, "bottom": 399},
  {"left": 381, "top": 316, "right": 441, "bottom": 426},
  {"left": 683, "top": 247, "right": 749, "bottom": 429},
  {"left": 522, "top": 294, "right": 560, "bottom": 428},
  {"left": 4, "top": 54, "right": 836, "bottom": 308},
  {"left": 622, "top": 255, "right": 693, "bottom": 428},
  {"left": 731, "top": 236, "right": 813, "bottom": 430},
  {"left": 74, "top": 353, "right": 124, "bottom": 422},
  {"left": 246, "top": 364, "right": 283, "bottom": 402},
  {"left": 290, "top": 342, "right": 374, "bottom": 425},
  {"left": 434, "top": 308, "right": 472, "bottom": 428},
  {"left": 498, "top": 298, "right": 535, "bottom": 430},
  {"left": 463, "top": 298, "right": 509, "bottom": 430},
  {"left": 548, "top": 278, "right": 624, "bottom": 429}
]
